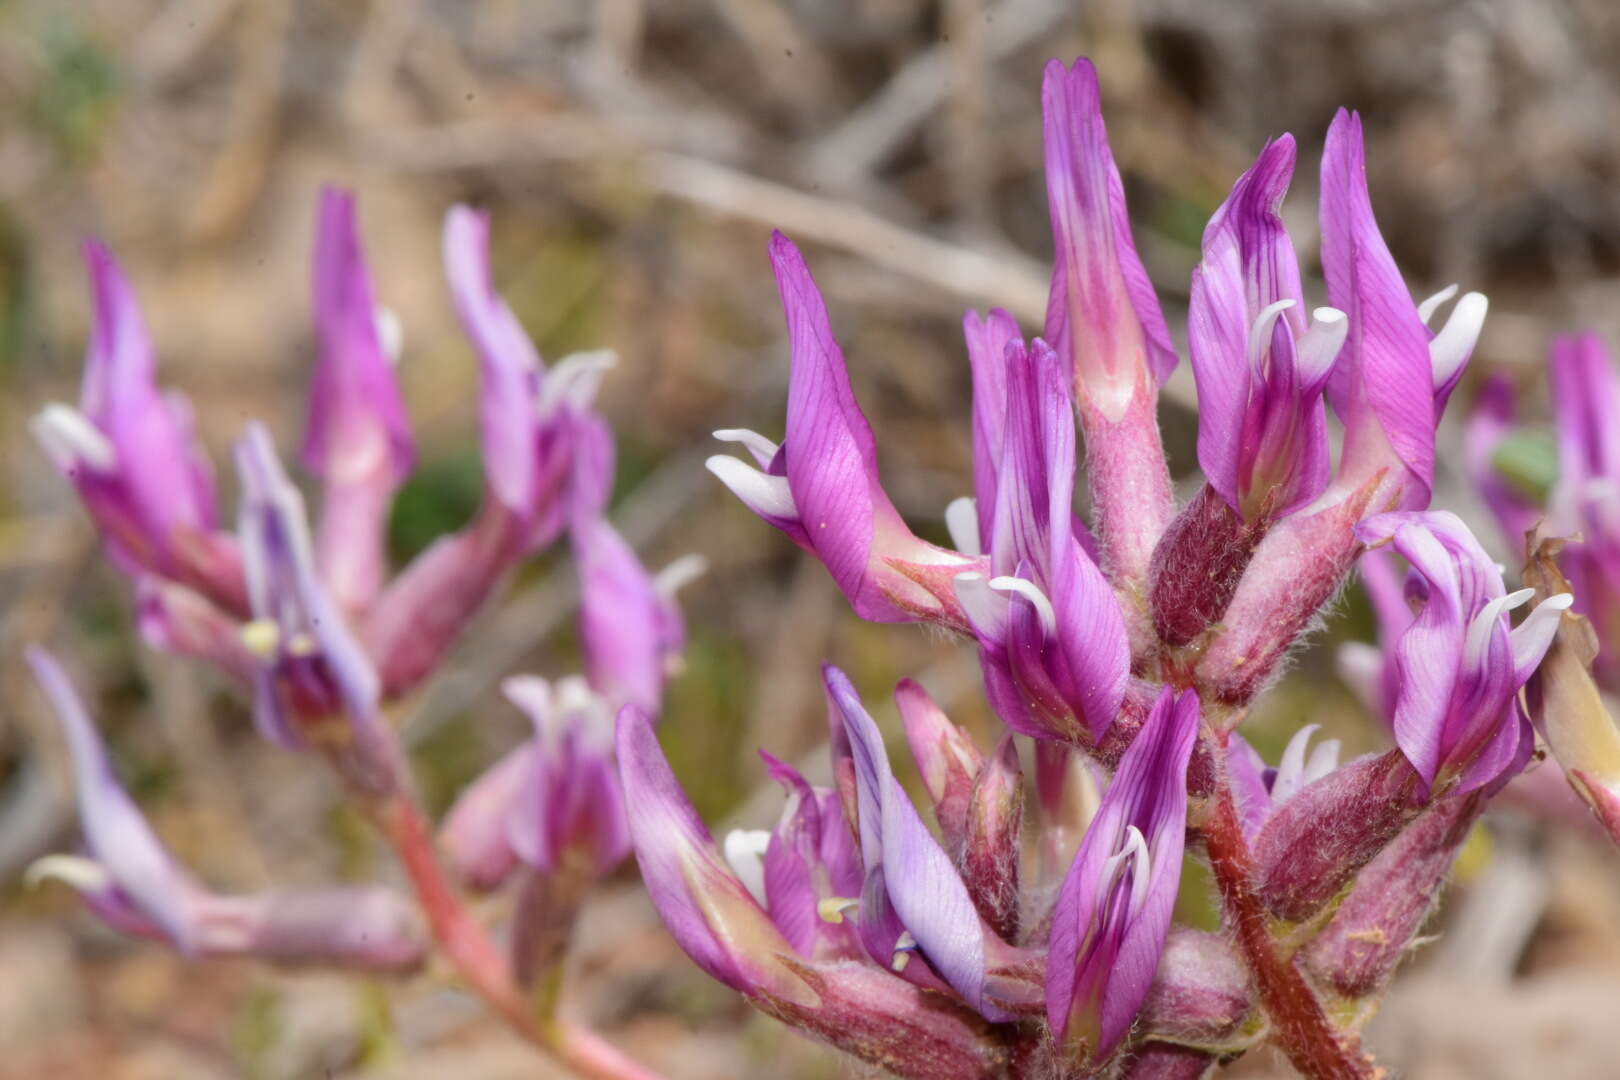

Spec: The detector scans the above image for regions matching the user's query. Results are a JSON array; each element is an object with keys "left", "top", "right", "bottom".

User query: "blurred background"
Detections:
[{"left": 3, "top": 0, "right": 1620, "bottom": 1076}]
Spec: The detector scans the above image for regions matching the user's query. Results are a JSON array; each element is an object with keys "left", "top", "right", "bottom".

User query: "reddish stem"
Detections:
[
  {"left": 377, "top": 794, "right": 665, "bottom": 1080},
  {"left": 1201, "top": 767, "right": 1380, "bottom": 1080}
]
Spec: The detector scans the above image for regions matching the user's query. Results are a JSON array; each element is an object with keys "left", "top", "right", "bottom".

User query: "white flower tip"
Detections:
[
  {"left": 1418, "top": 284, "right": 1460, "bottom": 325},
  {"left": 722, "top": 829, "right": 771, "bottom": 907},
  {"left": 1311, "top": 306, "right": 1347, "bottom": 325},
  {"left": 31, "top": 404, "right": 116, "bottom": 471},
  {"left": 654, "top": 553, "right": 709, "bottom": 597},
  {"left": 1430, "top": 291, "right": 1489, "bottom": 389},
  {"left": 988, "top": 575, "right": 1058, "bottom": 636},
  {"left": 1544, "top": 592, "right": 1576, "bottom": 612},
  {"left": 374, "top": 306, "right": 404, "bottom": 362},
  {"left": 944, "top": 496, "right": 981, "bottom": 557},
  {"left": 536, "top": 349, "right": 616, "bottom": 416},
  {"left": 706, "top": 455, "right": 797, "bottom": 519},
  {"left": 26, "top": 854, "right": 111, "bottom": 894},
  {"left": 712, "top": 428, "right": 780, "bottom": 467}
]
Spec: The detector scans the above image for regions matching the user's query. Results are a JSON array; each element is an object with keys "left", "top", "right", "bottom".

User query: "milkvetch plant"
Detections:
[{"left": 22, "top": 52, "right": 1599, "bottom": 1080}]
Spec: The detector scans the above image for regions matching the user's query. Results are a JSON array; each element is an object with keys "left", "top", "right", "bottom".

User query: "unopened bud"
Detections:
[
  {"left": 1251, "top": 748, "right": 1421, "bottom": 922},
  {"left": 1303, "top": 792, "right": 1484, "bottom": 998},
  {"left": 1138, "top": 929, "right": 1257, "bottom": 1050},
  {"left": 1149, "top": 486, "right": 1262, "bottom": 647},
  {"left": 962, "top": 735, "right": 1023, "bottom": 941}
]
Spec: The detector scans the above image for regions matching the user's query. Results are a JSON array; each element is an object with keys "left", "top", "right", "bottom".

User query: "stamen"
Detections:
[
  {"left": 817, "top": 896, "right": 860, "bottom": 924},
  {"left": 944, "top": 496, "right": 981, "bottom": 556},
  {"left": 891, "top": 930, "right": 918, "bottom": 972},
  {"left": 241, "top": 619, "right": 282, "bottom": 659}
]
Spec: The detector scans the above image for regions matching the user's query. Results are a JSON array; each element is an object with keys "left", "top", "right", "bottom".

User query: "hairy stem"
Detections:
[
  {"left": 376, "top": 794, "right": 665, "bottom": 1080},
  {"left": 1201, "top": 761, "right": 1380, "bottom": 1080}
]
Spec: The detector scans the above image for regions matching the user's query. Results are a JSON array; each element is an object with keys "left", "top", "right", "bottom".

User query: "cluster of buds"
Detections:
[
  {"left": 1469, "top": 333, "right": 1620, "bottom": 847},
  {"left": 639, "top": 58, "right": 1571, "bottom": 1078},
  {"left": 29, "top": 189, "right": 698, "bottom": 1054}
]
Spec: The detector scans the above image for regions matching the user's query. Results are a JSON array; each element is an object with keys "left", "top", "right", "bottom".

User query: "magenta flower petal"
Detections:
[
  {"left": 26, "top": 649, "right": 196, "bottom": 951},
  {"left": 1321, "top": 111, "right": 1441, "bottom": 510},
  {"left": 303, "top": 187, "right": 414, "bottom": 611},
  {"left": 616, "top": 705, "right": 798, "bottom": 994},
  {"left": 236, "top": 425, "right": 399, "bottom": 794},
  {"left": 1464, "top": 376, "right": 1541, "bottom": 556},
  {"left": 1041, "top": 58, "right": 1177, "bottom": 404},
  {"left": 573, "top": 517, "right": 688, "bottom": 715},
  {"left": 1047, "top": 687, "right": 1199, "bottom": 1062},
  {"left": 1190, "top": 137, "right": 1339, "bottom": 521},
  {"left": 440, "top": 741, "right": 533, "bottom": 891},
  {"left": 503, "top": 676, "right": 629, "bottom": 878},
  {"left": 708, "top": 234, "right": 979, "bottom": 627},
  {"left": 964, "top": 307, "right": 1024, "bottom": 548},
  {"left": 1357, "top": 510, "right": 1568, "bottom": 794},
  {"left": 822, "top": 665, "right": 1009, "bottom": 1020}
]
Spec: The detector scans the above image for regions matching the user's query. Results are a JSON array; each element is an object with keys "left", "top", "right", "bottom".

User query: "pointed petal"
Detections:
[
  {"left": 1041, "top": 58, "right": 1177, "bottom": 410},
  {"left": 27, "top": 649, "right": 195, "bottom": 951}
]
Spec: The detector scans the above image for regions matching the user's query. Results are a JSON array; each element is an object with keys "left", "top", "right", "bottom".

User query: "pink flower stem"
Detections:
[{"left": 376, "top": 793, "right": 666, "bottom": 1080}]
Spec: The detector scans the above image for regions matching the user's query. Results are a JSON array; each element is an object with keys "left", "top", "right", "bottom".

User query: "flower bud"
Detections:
[
  {"left": 896, "top": 678, "right": 983, "bottom": 852},
  {"left": 1303, "top": 792, "right": 1483, "bottom": 998},
  {"left": 962, "top": 735, "right": 1023, "bottom": 941},
  {"left": 1137, "top": 929, "right": 1257, "bottom": 1050}
]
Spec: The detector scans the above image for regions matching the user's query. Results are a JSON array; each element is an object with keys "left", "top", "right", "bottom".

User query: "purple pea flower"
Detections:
[
  {"left": 952, "top": 337, "right": 1129, "bottom": 748},
  {"left": 31, "top": 243, "right": 244, "bottom": 615},
  {"left": 1040, "top": 58, "right": 1177, "bottom": 589},
  {"left": 1321, "top": 111, "right": 1486, "bottom": 513},
  {"left": 1356, "top": 510, "right": 1568, "bottom": 796},
  {"left": 1188, "top": 137, "right": 1345, "bottom": 525},
  {"left": 1225, "top": 725, "right": 1343, "bottom": 843},
  {"left": 303, "top": 187, "right": 415, "bottom": 614},
  {"left": 26, "top": 649, "right": 425, "bottom": 974},
  {"left": 706, "top": 233, "right": 981, "bottom": 629},
  {"left": 573, "top": 517, "right": 703, "bottom": 717},
  {"left": 503, "top": 676, "right": 630, "bottom": 879},
  {"left": 615, "top": 705, "right": 1012, "bottom": 1079},
  {"left": 236, "top": 423, "right": 402, "bottom": 796},
  {"left": 1046, "top": 687, "right": 1199, "bottom": 1064}
]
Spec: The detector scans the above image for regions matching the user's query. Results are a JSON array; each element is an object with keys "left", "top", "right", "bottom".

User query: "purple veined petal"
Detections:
[
  {"left": 303, "top": 187, "right": 414, "bottom": 487},
  {"left": 26, "top": 649, "right": 196, "bottom": 951},
  {"left": 1041, "top": 58, "right": 1177, "bottom": 415},
  {"left": 444, "top": 205, "right": 543, "bottom": 516},
  {"left": 964, "top": 307, "right": 1024, "bottom": 547},
  {"left": 1047, "top": 688, "right": 1199, "bottom": 1060},
  {"left": 1189, "top": 136, "right": 1304, "bottom": 513},
  {"left": 711, "top": 234, "right": 979, "bottom": 627},
  {"left": 615, "top": 706, "right": 806, "bottom": 998},
  {"left": 1320, "top": 110, "right": 1438, "bottom": 510},
  {"left": 822, "top": 665, "right": 1009, "bottom": 1020}
]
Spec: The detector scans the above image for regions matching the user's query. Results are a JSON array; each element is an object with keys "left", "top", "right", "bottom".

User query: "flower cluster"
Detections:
[
  {"left": 640, "top": 57, "right": 1570, "bottom": 1078},
  {"left": 29, "top": 189, "right": 697, "bottom": 1046}
]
